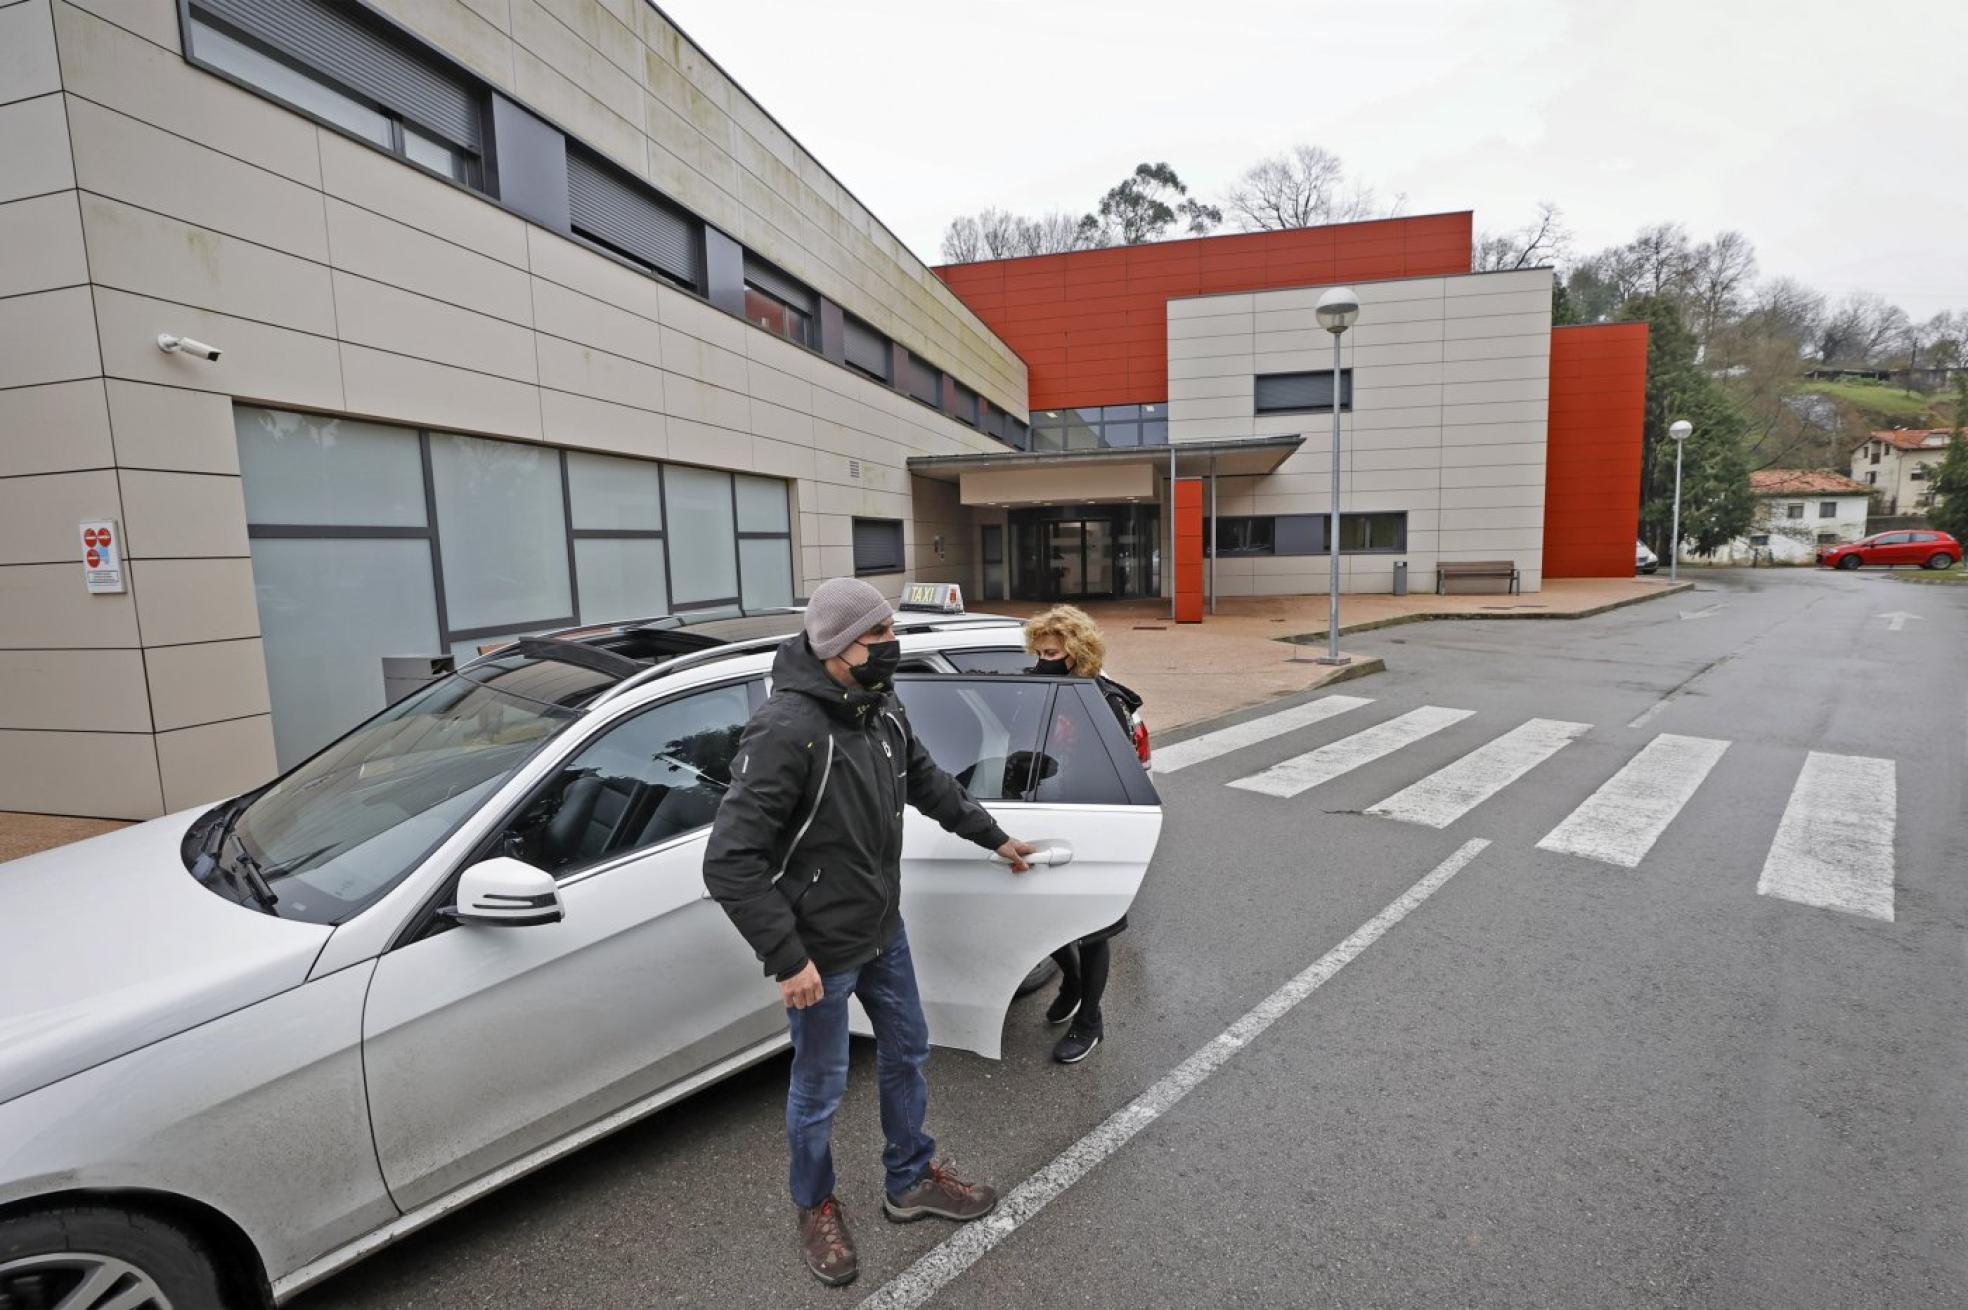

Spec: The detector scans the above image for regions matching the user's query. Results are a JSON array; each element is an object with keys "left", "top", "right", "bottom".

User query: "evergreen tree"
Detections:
[
  {"left": 1623, "top": 295, "right": 1755, "bottom": 558},
  {"left": 1926, "top": 374, "right": 1968, "bottom": 543}
]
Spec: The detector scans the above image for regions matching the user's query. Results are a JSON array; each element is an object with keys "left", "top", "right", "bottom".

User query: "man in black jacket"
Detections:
[{"left": 704, "top": 577, "right": 1035, "bottom": 1287}]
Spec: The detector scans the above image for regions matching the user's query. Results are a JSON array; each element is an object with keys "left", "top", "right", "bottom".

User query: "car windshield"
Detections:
[{"left": 189, "top": 656, "right": 612, "bottom": 924}]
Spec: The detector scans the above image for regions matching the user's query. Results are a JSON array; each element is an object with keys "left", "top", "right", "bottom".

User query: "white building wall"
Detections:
[
  {"left": 1699, "top": 493, "right": 1870, "bottom": 565},
  {"left": 0, "top": 0, "right": 1015, "bottom": 818},
  {"left": 1168, "top": 269, "right": 1553, "bottom": 594}
]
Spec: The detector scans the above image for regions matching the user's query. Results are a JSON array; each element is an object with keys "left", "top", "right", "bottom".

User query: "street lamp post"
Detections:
[
  {"left": 1668, "top": 419, "right": 1692, "bottom": 582},
  {"left": 1314, "top": 286, "right": 1361, "bottom": 664}
]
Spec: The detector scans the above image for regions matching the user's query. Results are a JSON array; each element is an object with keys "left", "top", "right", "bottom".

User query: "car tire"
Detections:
[
  {"left": 0, "top": 1206, "right": 229, "bottom": 1310},
  {"left": 1925, "top": 553, "right": 1954, "bottom": 570},
  {"left": 1837, "top": 555, "right": 1862, "bottom": 570},
  {"left": 1014, "top": 955, "right": 1060, "bottom": 998}
]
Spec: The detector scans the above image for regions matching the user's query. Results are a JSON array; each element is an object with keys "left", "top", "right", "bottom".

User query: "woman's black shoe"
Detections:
[
  {"left": 1051, "top": 1023, "right": 1102, "bottom": 1064},
  {"left": 1045, "top": 989, "right": 1080, "bottom": 1026}
]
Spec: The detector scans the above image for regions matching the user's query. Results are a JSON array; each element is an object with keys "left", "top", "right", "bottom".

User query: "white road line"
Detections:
[
  {"left": 1536, "top": 733, "right": 1729, "bottom": 867},
  {"left": 854, "top": 838, "right": 1492, "bottom": 1310},
  {"left": 1227, "top": 706, "right": 1474, "bottom": 799},
  {"left": 1150, "top": 693, "right": 1373, "bottom": 774},
  {"left": 1755, "top": 751, "right": 1897, "bottom": 921},
  {"left": 1366, "top": 718, "right": 1592, "bottom": 828}
]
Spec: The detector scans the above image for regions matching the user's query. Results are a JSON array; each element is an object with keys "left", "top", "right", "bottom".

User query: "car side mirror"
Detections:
[{"left": 444, "top": 856, "right": 565, "bottom": 927}]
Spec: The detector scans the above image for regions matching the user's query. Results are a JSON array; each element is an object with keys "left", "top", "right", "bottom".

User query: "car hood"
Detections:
[{"left": 0, "top": 810, "right": 332, "bottom": 1105}]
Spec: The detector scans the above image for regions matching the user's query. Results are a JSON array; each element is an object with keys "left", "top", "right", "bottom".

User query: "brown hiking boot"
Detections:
[
  {"left": 883, "top": 1158, "right": 998, "bottom": 1223},
  {"left": 796, "top": 1195, "right": 857, "bottom": 1286}
]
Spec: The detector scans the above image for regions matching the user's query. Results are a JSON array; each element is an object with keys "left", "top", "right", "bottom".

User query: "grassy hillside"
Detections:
[{"left": 1802, "top": 379, "right": 1949, "bottom": 429}]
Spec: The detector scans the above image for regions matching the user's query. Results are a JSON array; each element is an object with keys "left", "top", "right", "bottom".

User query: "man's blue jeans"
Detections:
[{"left": 784, "top": 925, "right": 934, "bottom": 1208}]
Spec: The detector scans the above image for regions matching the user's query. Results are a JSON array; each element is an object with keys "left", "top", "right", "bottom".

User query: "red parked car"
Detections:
[{"left": 1818, "top": 529, "right": 1961, "bottom": 571}]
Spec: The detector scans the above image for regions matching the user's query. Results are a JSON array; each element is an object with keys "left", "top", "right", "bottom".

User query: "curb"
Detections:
[{"left": 1279, "top": 581, "right": 1695, "bottom": 645}]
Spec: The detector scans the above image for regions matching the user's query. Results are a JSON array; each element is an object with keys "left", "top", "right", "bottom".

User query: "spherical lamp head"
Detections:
[
  {"left": 1314, "top": 286, "right": 1361, "bottom": 334},
  {"left": 1668, "top": 419, "right": 1693, "bottom": 443}
]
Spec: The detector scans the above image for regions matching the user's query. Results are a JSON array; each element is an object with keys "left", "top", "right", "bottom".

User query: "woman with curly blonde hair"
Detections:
[{"left": 1021, "top": 604, "right": 1143, "bottom": 1064}]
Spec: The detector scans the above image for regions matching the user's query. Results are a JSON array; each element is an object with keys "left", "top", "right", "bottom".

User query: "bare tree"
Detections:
[
  {"left": 1686, "top": 230, "right": 1757, "bottom": 354},
  {"left": 1816, "top": 292, "right": 1909, "bottom": 366},
  {"left": 940, "top": 215, "right": 984, "bottom": 264},
  {"left": 1473, "top": 202, "right": 1570, "bottom": 271},
  {"left": 1739, "top": 276, "right": 1825, "bottom": 349},
  {"left": 939, "top": 207, "right": 1105, "bottom": 263},
  {"left": 1224, "top": 145, "right": 1398, "bottom": 231}
]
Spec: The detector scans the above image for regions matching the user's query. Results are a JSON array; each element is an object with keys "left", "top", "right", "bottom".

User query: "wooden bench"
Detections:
[{"left": 1437, "top": 560, "right": 1521, "bottom": 595}]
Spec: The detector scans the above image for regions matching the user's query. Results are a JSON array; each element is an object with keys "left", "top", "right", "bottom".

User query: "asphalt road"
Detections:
[{"left": 298, "top": 567, "right": 1968, "bottom": 1310}]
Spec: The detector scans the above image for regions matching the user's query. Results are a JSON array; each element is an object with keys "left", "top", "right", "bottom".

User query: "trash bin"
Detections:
[
  {"left": 1392, "top": 560, "right": 1409, "bottom": 596},
  {"left": 382, "top": 654, "right": 455, "bottom": 704}
]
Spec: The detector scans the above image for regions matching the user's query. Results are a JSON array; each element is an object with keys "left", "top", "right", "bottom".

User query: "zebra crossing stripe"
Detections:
[
  {"left": 1755, "top": 752, "right": 1897, "bottom": 922},
  {"left": 1227, "top": 706, "right": 1475, "bottom": 799},
  {"left": 1151, "top": 694, "right": 1373, "bottom": 774},
  {"left": 1367, "top": 718, "right": 1592, "bottom": 828},
  {"left": 1535, "top": 733, "right": 1728, "bottom": 867}
]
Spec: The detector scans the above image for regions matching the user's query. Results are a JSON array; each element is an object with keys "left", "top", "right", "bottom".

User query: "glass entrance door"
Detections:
[
  {"left": 1046, "top": 521, "right": 1085, "bottom": 598},
  {"left": 1009, "top": 505, "right": 1159, "bottom": 602}
]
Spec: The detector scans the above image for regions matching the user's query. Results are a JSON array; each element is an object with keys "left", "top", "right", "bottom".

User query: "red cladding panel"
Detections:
[
  {"left": 1543, "top": 323, "right": 1649, "bottom": 578},
  {"left": 935, "top": 214, "right": 1472, "bottom": 411},
  {"left": 1174, "top": 479, "right": 1204, "bottom": 623}
]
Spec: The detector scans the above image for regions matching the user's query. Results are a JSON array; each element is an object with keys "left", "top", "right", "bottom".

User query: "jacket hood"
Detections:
[
  {"left": 0, "top": 811, "right": 331, "bottom": 1105},
  {"left": 770, "top": 634, "right": 887, "bottom": 726}
]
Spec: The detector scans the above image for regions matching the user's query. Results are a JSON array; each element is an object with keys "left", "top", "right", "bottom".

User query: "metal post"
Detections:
[
  {"left": 1209, "top": 459, "right": 1218, "bottom": 616},
  {"left": 1169, "top": 443, "right": 1177, "bottom": 619},
  {"left": 1670, "top": 439, "right": 1684, "bottom": 583},
  {"left": 1320, "top": 329, "right": 1349, "bottom": 663}
]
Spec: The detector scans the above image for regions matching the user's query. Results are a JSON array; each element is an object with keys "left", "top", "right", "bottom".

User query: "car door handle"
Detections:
[{"left": 991, "top": 841, "right": 1073, "bottom": 867}]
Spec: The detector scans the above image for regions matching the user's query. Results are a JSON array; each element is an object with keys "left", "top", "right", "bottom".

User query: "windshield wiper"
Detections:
[{"left": 222, "top": 828, "right": 281, "bottom": 913}]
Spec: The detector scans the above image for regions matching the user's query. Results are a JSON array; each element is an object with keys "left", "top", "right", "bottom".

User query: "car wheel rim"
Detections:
[{"left": 0, "top": 1253, "right": 173, "bottom": 1310}]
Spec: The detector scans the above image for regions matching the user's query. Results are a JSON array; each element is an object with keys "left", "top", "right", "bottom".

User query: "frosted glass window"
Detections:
[
  {"left": 568, "top": 450, "right": 664, "bottom": 530},
  {"left": 236, "top": 407, "right": 426, "bottom": 527},
  {"left": 740, "top": 538, "right": 794, "bottom": 609},
  {"left": 734, "top": 474, "right": 790, "bottom": 533},
  {"left": 250, "top": 537, "right": 440, "bottom": 770},
  {"left": 577, "top": 538, "right": 670, "bottom": 624},
  {"left": 430, "top": 434, "right": 571, "bottom": 630},
  {"left": 663, "top": 466, "right": 737, "bottom": 604}
]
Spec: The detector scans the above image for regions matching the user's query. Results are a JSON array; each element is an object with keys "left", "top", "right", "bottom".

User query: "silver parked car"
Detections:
[{"left": 0, "top": 608, "right": 1162, "bottom": 1307}]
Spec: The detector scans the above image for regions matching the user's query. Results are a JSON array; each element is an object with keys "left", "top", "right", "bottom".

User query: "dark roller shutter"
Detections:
[
  {"left": 743, "top": 256, "right": 814, "bottom": 311},
  {"left": 907, "top": 354, "right": 942, "bottom": 408},
  {"left": 567, "top": 150, "right": 701, "bottom": 287},
  {"left": 1254, "top": 370, "right": 1351, "bottom": 413},
  {"left": 1006, "top": 417, "right": 1029, "bottom": 450},
  {"left": 193, "top": 0, "right": 481, "bottom": 150},
  {"left": 951, "top": 382, "right": 978, "bottom": 427},
  {"left": 852, "top": 519, "right": 904, "bottom": 574},
  {"left": 844, "top": 316, "right": 890, "bottom": 380}
]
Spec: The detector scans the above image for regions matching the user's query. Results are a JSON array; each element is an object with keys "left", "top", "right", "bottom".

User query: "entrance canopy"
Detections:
[{"left": 907, "top": 434, "right": 1305, "bottom": 507}]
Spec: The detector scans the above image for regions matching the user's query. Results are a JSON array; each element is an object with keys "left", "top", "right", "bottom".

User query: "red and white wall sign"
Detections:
[{"left": 80, "top": 520, "right": 126, "bottom": 594}]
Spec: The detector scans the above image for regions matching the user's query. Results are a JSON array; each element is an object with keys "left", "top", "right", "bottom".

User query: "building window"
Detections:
[
  {"left": 906, "top": 355, "right": 943, "bottom": 409},
  {"left": 1005, "top": 416, "right": 1030, "bottom": 451},
  {"left": 852, "top": 518, "right": 906, "bottom": 575},
  {"left": 1338, "top": 512, "right": 1407, "bottom": 552},
  {"left": 743, "top": 256, "right": 816, "bottom": 349},
  {"left": 566, "top": 148, "right": 702, "bottom": 290},
  {"left": 1870, "top": 444, "right": 1881, "bottom": 464},
  {"left": 1864, "top": 470, "right": 1877, "bottom": 485},
  {"left": 236, "top": 406, "right": 791, "bottom": 768},
  {"left": 843, "top": 315, "right": 891, "bottom": 383},
  {"left": 1255, "top": 370, "right": 1353, "bottom": 415},
  {"left": 1785, "top": 503, "right": 1805, "bottom": 519},
  {"left": 951, "top": 382, "right": 979, "bottom": 428},
  {"left": 1750, "top": 534, "right": 1771, "bottom": 546},
  {"left": 1201, "top": 517, "right": 1276, "bottom": 556},
  {"left": 1029, "top": 403, "right": 1167, "bottom": 451},
  {"left": 1817, "top": 532, "right": 1838, "bottom": 545},
  {"left": 1819, "top": 501, "right": 1838, "bottom": 516},
  {"left": 1910, "top": 465, "right": 1928, "bottom": 481},
  {"left": 185, "top": 2, "right": 484, "bottom": 188}
]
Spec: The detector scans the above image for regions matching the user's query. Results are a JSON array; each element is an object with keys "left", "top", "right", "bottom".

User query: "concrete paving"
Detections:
[{"left": 295, "top": 567, "right": 1968, "bottom": 1309}]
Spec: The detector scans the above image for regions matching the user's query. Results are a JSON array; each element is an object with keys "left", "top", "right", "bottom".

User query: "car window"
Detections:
[
  {"left": 893, "top": 676, "right": 1048, "bottom": 801},
  {"left": 947, "top": 647, "right": 1039, "bottom": 675},
  {"left": 1033, "top": 683, "right": 1132, "bottom": 805},
  {"left": 508, "top": 681, "right": 756, "bottom": 877}
]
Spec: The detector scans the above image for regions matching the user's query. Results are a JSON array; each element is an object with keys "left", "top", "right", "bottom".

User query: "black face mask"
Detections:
[
  {"left": 1032, "top": 656, "right": 1071, "bottom": 676},
  {"left": 850, "top": 639, "right": 902, "bottom": 690}
]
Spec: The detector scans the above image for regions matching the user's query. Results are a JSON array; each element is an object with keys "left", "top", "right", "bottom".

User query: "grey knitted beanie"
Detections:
[{"left": 803, "top": 577, "right": 894, "bottom": 660}]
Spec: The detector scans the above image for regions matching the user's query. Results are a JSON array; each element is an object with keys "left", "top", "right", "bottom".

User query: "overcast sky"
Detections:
[{"left": 660, "top": 0, "right": 1966, "bottom": 319}]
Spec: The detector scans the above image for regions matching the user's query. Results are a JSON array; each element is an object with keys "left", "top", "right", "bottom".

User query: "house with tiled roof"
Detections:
[
  {"left": 1695, "top": 469, "right": 1871, "bottom": 565},
  {"left": 1850, "top": 429, "right": 1959, "bottom": 514}
]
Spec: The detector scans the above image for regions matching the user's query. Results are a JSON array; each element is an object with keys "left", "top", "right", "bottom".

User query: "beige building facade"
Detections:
[{"left": 0, "top": 0, "right": 1027, "bottom": 819}]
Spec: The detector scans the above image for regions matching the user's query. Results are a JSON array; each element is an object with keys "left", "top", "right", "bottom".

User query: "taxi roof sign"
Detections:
[{"left": 898, "top": 582, "right": 964, "bottom": 614}]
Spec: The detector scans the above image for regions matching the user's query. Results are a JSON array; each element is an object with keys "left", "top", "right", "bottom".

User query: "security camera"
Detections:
[{"left": 157, "top": 333, "right": 222, "bottom": 362}]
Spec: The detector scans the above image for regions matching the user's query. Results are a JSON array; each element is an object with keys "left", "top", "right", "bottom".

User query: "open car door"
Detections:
[{"left": 853, "top": 673, "right": 1163, "bottom": 1058}]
